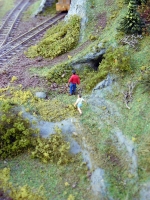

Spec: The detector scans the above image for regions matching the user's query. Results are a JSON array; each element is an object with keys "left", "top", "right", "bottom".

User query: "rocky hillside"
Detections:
[{"left": 0, "top": 0, "right": 150, "bottom": 200}]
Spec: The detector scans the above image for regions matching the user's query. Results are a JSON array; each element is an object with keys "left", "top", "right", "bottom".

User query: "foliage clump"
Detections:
[
  {"left": 141, "top": 66, "right": 150, "bottom": 93},
  {"left": 26, "top": 15, "right": 80, "bottom": 59},
  {"left": 0, "top": 84, "right": 77, "bottom": 122},
  {"left": 119, "top": 0, "right": 144, "bottom": 34},
  {"left": 47, "top": 64, "right": 73, "bottom": 84},
  {"left": 0, "top": 168, "right": 46, "bottom": 200},
  {"left": 0, "top": 101, "right": 36, "bottom": 159},
  {"left": 47, "top": 63, "right": 92, "bottom": 85},
  {"left": 84, "top": 46, "right": 131, "bottom": 91},
  {"left": 125, "top": 0, "right": 147, "bottom": 5},
  {"left": 31, "top": 127, "right": 73, "bottom": 164}
]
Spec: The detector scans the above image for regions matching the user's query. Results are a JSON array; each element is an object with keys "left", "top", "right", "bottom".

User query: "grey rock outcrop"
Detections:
[
  {"left": 93, "top": 74, "right": 115, "bottom": 91},
  {"left": 140, "top": 182, "right": 150, "bottom": 200},
  {"left": 35, "top": 92, "right": 47, "bottom": 99},
  {"left": 34, "top": 0, "right": 55, "bottom": 16},
  {"left": 71, "top": 46, "right": 106, "bottom": 70}
]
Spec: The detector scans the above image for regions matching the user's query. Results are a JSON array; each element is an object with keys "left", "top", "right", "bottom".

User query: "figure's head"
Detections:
[
  {"left": 72, "top": 70, "right": 76, "bottom": 75},
  {"left": 78, "top": 94, "right": 82, "bottom": 98}
]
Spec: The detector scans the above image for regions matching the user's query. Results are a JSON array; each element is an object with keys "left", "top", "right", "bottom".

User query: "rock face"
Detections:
[
  {"left": 70, "top": 43, "right": 106, "bottom": 70},
  {"left": 72, "top": 48, "right": 106, "bottom": 70},
  {"left": 66, "top": 0, "right": 87, "bottom": 40},
  {"left": 140, "top": 182, "right": 150, "bottom": 200},
  {"left": 34, "top": 0, "right": 55, "bottom": 15},
  {"left": 35, "top": 92, "right": 47, "bottom": 99}
]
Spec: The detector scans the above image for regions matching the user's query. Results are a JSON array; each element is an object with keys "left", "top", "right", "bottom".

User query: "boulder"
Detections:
[
  {"left": 35, "top": 92, "right": 47, "bottom": 99},
  {"left": 71, "top": 45, "right": 106, "bottom": 70}
]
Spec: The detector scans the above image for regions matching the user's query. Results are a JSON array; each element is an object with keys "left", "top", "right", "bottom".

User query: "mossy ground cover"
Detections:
[
  {"left": 114, "top": 80, "right": 150, "bottom": 180},
  {"left": 22, "top": 0, "right": 41, "bottom": 20},
  {"left": 0, "top": 153, "right": 94, "bottom": 200},
  {"left": 99, "top": 78, "right": 150, "bottom": 197},
  {"left": 76, "top": 97, "right": 139, "bottom": 199},
  {"left": 84, "top": 0, "right": 128, "bottom": 42}
]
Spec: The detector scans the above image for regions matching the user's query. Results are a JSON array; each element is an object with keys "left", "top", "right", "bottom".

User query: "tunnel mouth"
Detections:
[{"left": 90, "top": 55, "right": 104, "bottom": 71}]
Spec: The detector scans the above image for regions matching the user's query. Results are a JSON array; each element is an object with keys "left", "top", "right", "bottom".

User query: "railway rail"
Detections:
[
  {"left": 0, "top": 0, "right": 30, "bottom": 47},
  {"left": 0, "top": 13, "right": 66, "bottom": 65}
]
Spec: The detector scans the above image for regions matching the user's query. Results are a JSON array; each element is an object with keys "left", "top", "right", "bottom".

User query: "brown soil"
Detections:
[
  {"left": 0, "top": 40, "right": 91, "bottom": 91},
  {"left": 95, "top": 12, "right": 107, "bottom": 33}
]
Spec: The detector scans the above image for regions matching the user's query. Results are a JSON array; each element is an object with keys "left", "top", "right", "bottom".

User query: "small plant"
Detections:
[
  {"left": 89, "top": 34, "right": 98, "bottom": 41},
  {"left": 31, "top": 127, "right": 74, "bottom": 164}
]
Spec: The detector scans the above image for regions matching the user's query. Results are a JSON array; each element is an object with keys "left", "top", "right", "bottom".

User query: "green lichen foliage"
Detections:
[
  {"left": 0, "top": 101, "right": 37, "bottom": 159},
  {"left": 31, "top": 127, "right": 74, "bottom": 165},
  {"left": 26, "top": 15, "right": 80, "bottom": 59}
]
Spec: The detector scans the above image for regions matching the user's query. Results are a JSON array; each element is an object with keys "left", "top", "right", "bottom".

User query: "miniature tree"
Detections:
[
  {"left": 125, "top": 0, "right": 147, "bottom": 5},
  {"left": 119, "top": 0, "right": 144, "bottom": 34}
]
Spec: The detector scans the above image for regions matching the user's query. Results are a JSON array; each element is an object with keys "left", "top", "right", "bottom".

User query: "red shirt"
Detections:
[{"left": 68, "top": 74, "right": 80, "bottom": 84}]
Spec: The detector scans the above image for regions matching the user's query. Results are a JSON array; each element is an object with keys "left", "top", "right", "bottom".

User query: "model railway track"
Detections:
[
  {"left": 0, "top": 0, "right": 30, "bottom": 47},
  {"left": 0, "top": 13, "right": 66, "bottom": 65}
]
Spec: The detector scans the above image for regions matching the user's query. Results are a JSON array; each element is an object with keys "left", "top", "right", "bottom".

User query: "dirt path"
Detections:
[{"left": 0, "top": 40, "right": 91, "bottom": 90}]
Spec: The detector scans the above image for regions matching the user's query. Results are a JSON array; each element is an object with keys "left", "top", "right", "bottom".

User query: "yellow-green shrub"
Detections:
[
  {"left": 31, "top": 127, "right": 74, "bottom": 164},
  {"left": 26, "top": 15, "right": 80, "bottom": 59},
  {"left": 0, "top": 101, "right": 37, "bottom": 159}
]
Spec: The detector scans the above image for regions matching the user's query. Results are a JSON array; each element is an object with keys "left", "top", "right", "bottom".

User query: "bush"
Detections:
[
  {"left": 0, "top": 101, "right": 37, "bottom": 159},
  {"left": 26, "top": 15, "right": 80, "bottom": 59},
  {"left": 47, "top": 63, "right": 73, "bottom": 84},
  {"left": 31, "top": 127, "right": 74, "bottom": 164}
]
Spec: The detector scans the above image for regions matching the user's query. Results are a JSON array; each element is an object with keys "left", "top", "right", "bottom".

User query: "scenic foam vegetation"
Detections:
[{"left": 0, "top": 0, "right": 150, "bottom": 199}]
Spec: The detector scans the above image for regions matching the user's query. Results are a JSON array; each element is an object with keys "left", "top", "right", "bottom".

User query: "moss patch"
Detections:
[{"left": 0, "top": 154, "right": 94, "bottom": 200}]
